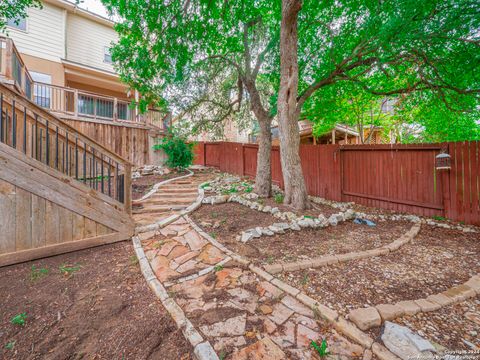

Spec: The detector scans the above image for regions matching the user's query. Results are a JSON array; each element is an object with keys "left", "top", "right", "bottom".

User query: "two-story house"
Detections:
[{"left": 1, "top": 0, "right": 167, "bottom": 165}]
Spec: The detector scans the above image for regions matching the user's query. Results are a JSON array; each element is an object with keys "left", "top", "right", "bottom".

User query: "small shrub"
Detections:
[
  {"left": 59, "top": 264, "right": 81, "bottom": 276},
  {"left": 30, "top": 265, "right": 49, "bottom": 281},
  {"left": 153, "top": 129, "right": 194, "bottom": 169},
  {"left": 214, "top": 264, "right": 224, "bottom": 272},
  {"left": 5, "top": 341, "right": 15, "bottom": 350},
  {"left": 274, "top": 193, "right": 284, "bottom": 204},
  {"left": 432, "top": 215, "right": 446, "bottom": 221},
  {"left": 244, "top": 186, "right": 253, "bottom": 193},
  {"left": 10, "top": 313, "right": 27, "bottom": 327},
  {"left": 311, "top": 339, "right": 329, "bottom": 358}
]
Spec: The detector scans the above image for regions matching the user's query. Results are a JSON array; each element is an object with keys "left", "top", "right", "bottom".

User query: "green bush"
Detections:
[{"left": 153, "top": 130, "right": 194, "bottom": 169}]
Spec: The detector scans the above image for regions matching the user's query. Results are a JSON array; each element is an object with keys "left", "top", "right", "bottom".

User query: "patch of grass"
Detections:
[
  {"left": 59, "top": 264, "right": 81, "bottom": 276},
  {"left": 265, "top": 256, "right": 274, "bottom": 265},
  {"left": 5, "top": 341, "right": 15, "bottom": 350},
  {"left": 129, "top": 255, "right": 139, "bottom": 266},
  {"left": 209, "top": 232, "right": 217, "bottom": 239},
  {"left": 274, "top": 193, "right": 284, "bottom": 204},
  {"left": 214, "top": 264, "right": 224, "bottom": 272},
  {"left": 301, "top": 274, "right": 310, "bottom": 286},
  {"left": 304, "top": 215, "right": 314, "bottom": 219},
  {"left": 10, "top": 313, "right": 27, "bottom": 327},
  {"left": 152, "top": 240, "right": 165, "bottom": 249},
  {"left": 257, "top": 198, "right": 265, "bottom": 205},
  {"left": 218, "top": 350, "right": 227, "bottom": 360},
  {"left": 432, "top": 215, "right": 447, "bottom": 221},
  {"left": 200, "top": 182, "right": 211, "bottom": 189},
  {"left": 30, "top": 265, "right": 49, "bottom": 281},
  {"left": 311, "top": 339, "right": 330, "bottom": 358},
  {"left": 211, "top": 212, "right": 219, "bottom": 218}
]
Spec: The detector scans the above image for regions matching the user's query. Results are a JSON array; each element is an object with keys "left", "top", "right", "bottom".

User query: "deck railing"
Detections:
[
  {"left": 0, "top": 36, "right": 34, "bottom": 99},
  {"left": 0, "top": 35, "right": 167, "bottom": 129},
  {"left": 0, "top": 82, "right": 132, "bottom": 213}
]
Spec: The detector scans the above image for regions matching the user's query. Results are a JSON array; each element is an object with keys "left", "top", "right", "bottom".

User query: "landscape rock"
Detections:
[
  {"left": 381, "top": 321, "right": 436, "bottom": 360},
  {"left": 348, "top": 307, "right": 382, "bottom": 330}
]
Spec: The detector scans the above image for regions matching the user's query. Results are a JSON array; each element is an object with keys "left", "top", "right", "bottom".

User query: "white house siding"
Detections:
[
  {"left": 3, "top": 3, "right": 65, "bottom": 62},
  {"left": 66, "top": 13, "right": 117, "bottom": 73}
]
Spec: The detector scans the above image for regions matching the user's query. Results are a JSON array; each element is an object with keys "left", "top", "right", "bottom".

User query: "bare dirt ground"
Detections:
[
  {"left": 0, "top": 242, "right": 193, "bottom": 360},
  {"left": 279, "top": 226, "right": 480, "bottom": 317}
]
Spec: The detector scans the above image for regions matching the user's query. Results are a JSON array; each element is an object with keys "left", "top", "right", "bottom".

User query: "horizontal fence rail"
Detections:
[
  {"left": 0, "top": 83, "right": 132, "bottom": 212},
  {"left": 193, "top": 141, "right": 480, "bottom": 226}
]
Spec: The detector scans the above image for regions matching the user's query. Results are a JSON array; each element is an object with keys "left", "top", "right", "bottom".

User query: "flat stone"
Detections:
[
  {"left": 381, "top": 321, "right": 436, "bottom": 360},
  {"left": 271, "top": 278, "right": 300, "bottom": 297},
  {"left": 263, "top": 317, "right": 277, "bottom": 334},
  {"left": 328, "top": 330, "right": 364, "bottom": 357},
  {"left": 296, "top": 324, "right": 319, "bottom": 348},
  {"left": 194, "top": 342, "right": 219, "bottom": 360},
  {"left": 199, "top": 314, "right": 247, "bottom": 337},
  {"left": 264, "top": 264, "right": 283, "bottom": 274},
  {"left": 167, "top": 245, "right": 190, "bottom": 259},
  {"left": 281, "top": 295, "right": 314, "bottom": 317},
  {"left": 173, "top": 251, "right": 199, "bottom": 265},
  {"left": 269, "top": 303, "right": 294, "bottom": 325},
  {"left": 213, "top": 336, "right": 246, "bottom": 351},
  {"left": 443, "top": 284, "right": 476, "bottom": 302},
  {"left": 426, "top": 293, "right": 453, "bottom": 307},
  {"left": 375, "top": 304, "right": 404, "bottom": 321},
  {"left": 348, "top": 307, "right": 381, "bottom": 330},
  {"left": 197, "top": 244, "right": 225, "bottom": 265},
  {"left": 334, "top": 317, "right": 374, "bottom": 348},
  {"left": 296, "top": 293, "right": 338, "bottom": 322},
  {"left": 176, "top": 259, "right": 198, "bottom": 273},
  {"left": 183, "top": 229, "right": 208, "bottom": 250},
  {"left": 396, "top": 300, "right": 421, "bottom": 316},
  {"left": 371, "top": 342, "right": 399, "bottom": 360},
  {"left": 259, "top": 305, "right": 273, "bottom": 315},
  {"left": 158, "top": 241, "right": 178, "bottom": 256},
  {"left": 257, "top": 281, "right": 283, "bottom": 298},
  {"left": 414, "top": 299, "right": 441, "bottom": 312},
  {"left": 230, "top": 337, "right": 286, "bottom": 360},
  {"left": 271, "top": 320, "right": 296, "bottom": 347}
]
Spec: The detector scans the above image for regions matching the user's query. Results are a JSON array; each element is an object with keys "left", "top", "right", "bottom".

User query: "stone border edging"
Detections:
[
  {"left": 185, "top": 214, "right": 406, "bottom": 359},
  {"left": 134, "top": 168, "right": 194, "bottom": 203},
  {"left": 133, "top": 232, "right": 219, "bottom": 360},
  {"left": 348, "top": 273, "right": 480, "bottom": 331},
  {"left": 264, "top": 223, "right": 421, "bottom": 274}
]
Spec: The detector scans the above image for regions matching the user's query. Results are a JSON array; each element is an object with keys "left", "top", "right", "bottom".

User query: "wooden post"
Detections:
[
  {"left": 113, "top": 97, "right": 118, "bottom": 121},
  {"left": 73, "top": 89, "right": 78, "bottom": 117},
  {"left": 332, "top": 129, "right": 336, "bottom": 144},
  {"left": 124, "top": 163, "right": 132, "bottom": 215},
  {"left": 441, "top": 143, "right": 452, "bottom": 220},
  {"left": 4, "top": 39, "right": 13, "bottom": 80}
]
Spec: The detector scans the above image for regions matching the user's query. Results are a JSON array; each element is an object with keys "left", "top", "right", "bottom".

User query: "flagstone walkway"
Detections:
[{"left": 132, "top": 170, "right": 368, "bottom": 360}]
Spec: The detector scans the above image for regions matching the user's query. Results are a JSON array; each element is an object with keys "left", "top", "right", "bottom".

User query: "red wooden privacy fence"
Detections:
[{"left": 193, "top": 141, "right": 480, "bottom": 226}]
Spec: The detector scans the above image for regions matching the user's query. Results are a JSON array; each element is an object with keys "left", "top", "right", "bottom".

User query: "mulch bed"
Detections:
[
  {"left": 0, "top": 242, "right": 193, "bottom": 360},
  {"left": 249, "top": 220, "right": 412, "bottom": 265},
  {"left": 190, "top": 203, "right": 278, "bottom": 258},
  {"left": 132, "top": 170, "right": 188, "bottom": 200},
  {"left": 369, "top": 296, "right": 480, "bottom": 351},
  {"left": 279, "top": 226, "right": 480, "bottom": 317}
]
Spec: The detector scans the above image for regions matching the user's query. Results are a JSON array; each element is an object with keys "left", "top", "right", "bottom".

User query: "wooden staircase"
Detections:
[{"left": 0, "top": 83, "right": 134, "bottom": 266}]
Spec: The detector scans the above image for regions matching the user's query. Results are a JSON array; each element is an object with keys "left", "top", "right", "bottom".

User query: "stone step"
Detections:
[
  {"left": 158, "top": 188, "right": 198, "bottom": 194},
  {"left": 142, "top": 198, "right": 196, "bottom": 205},
  {"left": 132, "top": 204, "right": 186, "bottom": 215},
  {"left": 152, "top": 192, "right": 198, "bottom": 198}
]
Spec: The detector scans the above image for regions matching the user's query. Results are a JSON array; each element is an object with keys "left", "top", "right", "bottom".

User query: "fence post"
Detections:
[
  {"left": 203, "top": 142, "right": 207, "bottom": 166},
  {"left": 441, "top": 143, "right": 452, "bottom": 219},
  {"left": 124, "top": 163, "right": 132, "bottom": 215}
]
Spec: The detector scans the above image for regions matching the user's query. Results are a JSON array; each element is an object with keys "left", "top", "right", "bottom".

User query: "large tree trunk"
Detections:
[
  {"left": 277, "top": 0, "right": 309, "bottom": 210},
  {"left": 254, "top": 116, "right": 272, "bottom": 197},
  {"left": 244, "top": 78, "right": 273, "bottom": 197}
]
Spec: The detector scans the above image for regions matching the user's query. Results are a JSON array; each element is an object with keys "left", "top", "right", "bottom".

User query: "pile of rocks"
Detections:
[{"left": 132, "top": 165, "right": 170, "bottom": 179}]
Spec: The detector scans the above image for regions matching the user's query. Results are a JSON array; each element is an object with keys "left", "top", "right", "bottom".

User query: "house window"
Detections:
[
  {"left": 30, "top": 72, "right": 52, "bottom": 108},
  {"left": 7, "top": 17, "right": 27, "bottom": 31},
  {"left": 104, "top": 47, "right": 113, "bottom": 64}
]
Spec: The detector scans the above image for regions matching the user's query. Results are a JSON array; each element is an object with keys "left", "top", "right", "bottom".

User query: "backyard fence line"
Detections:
[{"left": 193, "top": 141, "right": 480, "bottom": 226}]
